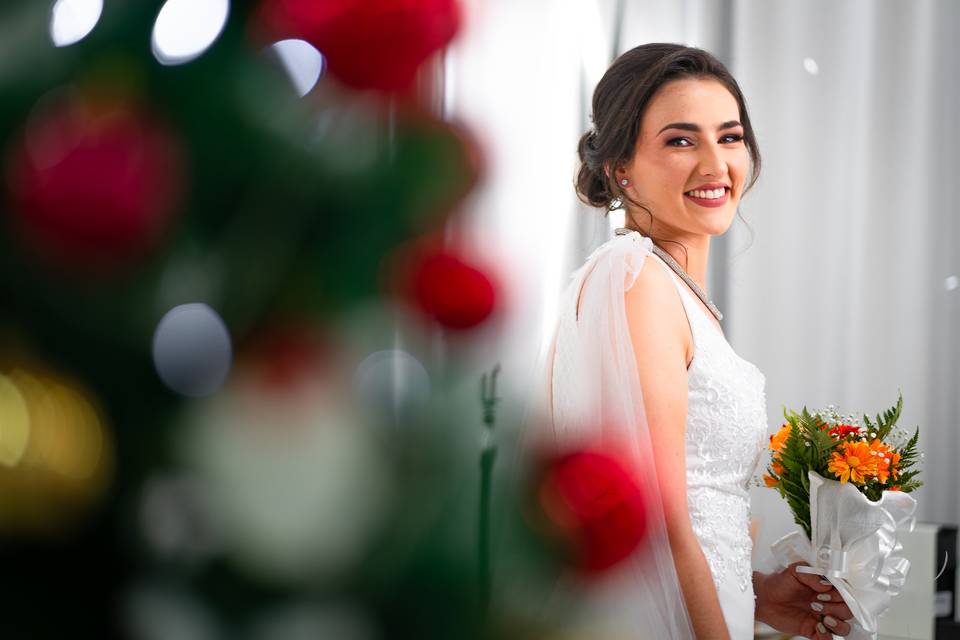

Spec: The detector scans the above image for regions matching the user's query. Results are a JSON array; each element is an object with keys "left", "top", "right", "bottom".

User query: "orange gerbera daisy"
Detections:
[
  {"left": 763, "top": 459, "right": 785, "bottom": 488},
  {"left": 769, "top": 423, "right": 791, "bottom": 452},
  {"left": 828, "top": 441, "right": 879, "bottom": 484},
  {"left": 890, "top": 451, "right": 901, "bottom": 479},
  {"left": 869, "top": 439, "right": 898, "bottom": 484}
]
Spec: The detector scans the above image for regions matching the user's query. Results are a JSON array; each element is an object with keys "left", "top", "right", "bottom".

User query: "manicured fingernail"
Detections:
[
  {"left": 824, "top": 615, "right": 837, "bottom": 627},
  {"left": 817, "top": 593, "right": 832, "bottom": 601},
  {"left": 817, "top": 622, "right": 827, "bottom": 634},
  {"left": 819, "top": 579, "right": 832, "bottom": 585},
  {"left": 810, "top": 602, "right": 824, "bottom": 612}
]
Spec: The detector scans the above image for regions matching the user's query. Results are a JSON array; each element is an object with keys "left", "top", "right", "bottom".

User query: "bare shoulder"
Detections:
[{"left": 623, "top": 254, "right": 692, "bottom": 367}]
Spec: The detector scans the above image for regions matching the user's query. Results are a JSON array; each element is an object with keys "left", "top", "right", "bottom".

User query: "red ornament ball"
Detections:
[
  {"left": 255, "top": 0, "right": 462, "bottom": 92},
  {"left": 5, "top": 92, "right": 184, "bottom": 271},
  {"left": 408, "top": 250, "right": 496, "bottom": 330},
  {"left": 538, "top": 450, "right": 649, "bottom": 575}
]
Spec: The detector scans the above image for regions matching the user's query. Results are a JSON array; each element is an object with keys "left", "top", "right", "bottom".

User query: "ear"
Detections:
[
  {"left": 604, "top": 162, "right": 625, "bottom": 181},
  {"left": 611, "top": 164, "right": 631, "bottom": 186}
]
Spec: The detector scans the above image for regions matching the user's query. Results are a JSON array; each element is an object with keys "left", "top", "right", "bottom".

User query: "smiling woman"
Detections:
[{"left": 540, "top": 43, "right": 855, "bottom": 640}]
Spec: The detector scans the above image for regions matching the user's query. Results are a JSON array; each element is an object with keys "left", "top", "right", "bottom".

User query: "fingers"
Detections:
[
  {"left": 792, "top": 566, "right": 854, "bottom": 621},
  {"left": 805, "top": 612, "right": 852, "bottom": 639},
  {"left": 788, "top": 562, "right": 833, "bottom": 593},
  {"left": 808, "top": 617, "right": 833, "bottom": 640},
  {"left": 808, "top": 592, "right": 853, "bottom": 621},
  {"left": 781, "top": 564, "right": 857, "bottom": 637},
  {"left": 821, "top": 613, "right": 852, "bottom": 636}
]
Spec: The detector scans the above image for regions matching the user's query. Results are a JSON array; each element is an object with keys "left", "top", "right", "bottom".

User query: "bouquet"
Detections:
[{"left": 764, "top": 393, "right": 923, "bottom": 639}]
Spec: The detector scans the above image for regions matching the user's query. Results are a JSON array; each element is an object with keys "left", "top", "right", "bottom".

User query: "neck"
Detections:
[{"left": 624, "top": 222, "right": 711, "bottom": 293}]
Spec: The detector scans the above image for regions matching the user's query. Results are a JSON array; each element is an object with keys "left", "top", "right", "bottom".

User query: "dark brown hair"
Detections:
[{"left": 575, "top": 43, "right": 761, "bottom": 265}]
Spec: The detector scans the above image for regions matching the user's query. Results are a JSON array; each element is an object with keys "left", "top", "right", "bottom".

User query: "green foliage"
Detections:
[
  {"left": 894, "top": 426, "right": 924, "bottom": 493},
  {"left": 774, "top": 407, "right": 820, "bottom": 538},
  {"left": 863, "top": 391, "right": 903, "bottom": 442}
]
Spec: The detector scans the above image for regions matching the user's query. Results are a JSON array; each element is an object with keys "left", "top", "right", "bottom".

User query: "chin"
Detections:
[{"left": 700, "top": 211, "right": 737, "bottom": 235}]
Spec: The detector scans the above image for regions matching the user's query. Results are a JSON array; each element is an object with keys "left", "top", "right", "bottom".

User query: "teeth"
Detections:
[{"left": 686, "top": 188, "right": 726, "bottom": 199}]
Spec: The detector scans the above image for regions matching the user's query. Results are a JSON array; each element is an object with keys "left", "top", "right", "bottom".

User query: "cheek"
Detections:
[
  {"left": 656, "top": 157, "right": 695, "bottom": 193},
  {"left": 731, "top": 149, "right": 750, "bottom": 183}
]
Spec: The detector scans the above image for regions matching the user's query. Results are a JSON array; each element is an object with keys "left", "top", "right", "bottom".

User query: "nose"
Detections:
[{"left": 697, "top": 140, "right": 728, "bottom": 179}]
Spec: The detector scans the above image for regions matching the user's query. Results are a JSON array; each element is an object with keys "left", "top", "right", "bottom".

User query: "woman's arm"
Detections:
[
  {"left": 670, "top": 534, "right": 732, "bottom": 639},
  {"left": 624, "top": 261, "right": 731, "bottom": 640}
]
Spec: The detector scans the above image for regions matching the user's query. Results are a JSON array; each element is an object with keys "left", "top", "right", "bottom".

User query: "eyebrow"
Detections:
[{"left": 657, "top": 120, "right": 742, "bottom": 135}]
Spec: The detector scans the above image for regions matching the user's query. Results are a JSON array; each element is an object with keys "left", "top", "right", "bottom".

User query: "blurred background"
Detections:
[{"left": 0, "top": 0, "right": 958, "bottom": 639}]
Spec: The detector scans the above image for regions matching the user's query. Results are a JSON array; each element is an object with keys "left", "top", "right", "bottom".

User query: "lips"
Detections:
[{"left": 684, "top": 188, "right": 730, "bottom": 208}]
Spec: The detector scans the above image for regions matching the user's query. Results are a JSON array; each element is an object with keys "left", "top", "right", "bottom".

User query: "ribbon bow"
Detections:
[{"left": 771, "top": 471, "right": 916, "bottom": 640}]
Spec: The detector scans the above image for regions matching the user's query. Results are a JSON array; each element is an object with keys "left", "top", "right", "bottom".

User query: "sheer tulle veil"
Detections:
[{"left": 523, "top": 230, "right": 696, "bottom": 638}]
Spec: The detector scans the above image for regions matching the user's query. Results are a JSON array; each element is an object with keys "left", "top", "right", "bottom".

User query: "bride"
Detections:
[{"left": 539, "top": 43, "right": 855, "bottom": 639}]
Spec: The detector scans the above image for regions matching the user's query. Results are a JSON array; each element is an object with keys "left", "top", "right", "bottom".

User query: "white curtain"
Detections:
[
  {"left": 445, "top": 0, "right": 959, "bottom": 570},
  {"left": 724, "top": 0, "right": 960, "bottom": 560}
]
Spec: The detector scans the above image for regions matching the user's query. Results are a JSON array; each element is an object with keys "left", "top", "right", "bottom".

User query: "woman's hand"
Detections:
[{"left": 754, "top": 563, "right": 854, "bottom": 639}]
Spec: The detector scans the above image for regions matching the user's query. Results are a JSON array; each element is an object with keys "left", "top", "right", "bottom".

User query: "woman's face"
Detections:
[{"left": 615, "top": 77, "right": 749, "bottom": 237}]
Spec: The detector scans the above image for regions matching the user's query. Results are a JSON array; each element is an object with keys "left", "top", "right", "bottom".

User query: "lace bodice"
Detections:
[{"left": 648, "top": 252, "right": 769, "bottom": 595}]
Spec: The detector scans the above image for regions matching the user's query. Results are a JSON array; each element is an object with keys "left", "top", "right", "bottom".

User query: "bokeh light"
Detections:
[
  {"left": 37, "top": 378, "right": 105, "bottom": 480},
  {"left": 803, "top": 57, "right": 819, "bottom": 75},
  {"left": 0, "top": 366, "right": 113, "bottom": 533},
  {"left": 269, "top": 39, "right": 325, "bottom": 97},
  {"left": 151, "top": 0, "right": 230, "bottom": 66},
  {"left": 352, "top": 349, "right": 430, "bottom": 421},
  {"left": 176, "top": 364, "right": 392, "bottom": 584},
  {"left": 944, "top": 275, "right": 958, "bottom": 291},
  {"left": 0, "top": 374, "right": 30, "bottom": 467},
  {"left": 152, "top": 303, "right": 233, "bottom": 397},
  {"left": 49, "top": 0, "right": 103, "bottom": 47}
]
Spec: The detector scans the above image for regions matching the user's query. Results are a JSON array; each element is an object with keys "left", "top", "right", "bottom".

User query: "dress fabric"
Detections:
[{"left": 647, "top": 250, "right": 769, "bottom": 640}]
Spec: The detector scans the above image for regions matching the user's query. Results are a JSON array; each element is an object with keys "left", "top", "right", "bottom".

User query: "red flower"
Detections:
[
  {"left": 828, "top": 424, "right": 861, "bottom": 439},
  {"left": 538, "top": 450, "right": 649, "bottom": 575}
]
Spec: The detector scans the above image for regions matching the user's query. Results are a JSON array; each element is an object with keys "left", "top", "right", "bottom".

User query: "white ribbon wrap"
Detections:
[{"left": 771, "top": 471, "right": 917, "bottom": 640}]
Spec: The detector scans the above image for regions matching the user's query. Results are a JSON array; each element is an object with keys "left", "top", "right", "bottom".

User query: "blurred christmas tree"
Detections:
[{"left": 0, "top": 2, "right": 659, "bottom": 638}]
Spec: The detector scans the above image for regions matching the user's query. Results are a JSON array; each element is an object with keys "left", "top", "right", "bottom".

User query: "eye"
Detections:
[{"left": 667, "top": 133, "right": 743, "bottom": 149}]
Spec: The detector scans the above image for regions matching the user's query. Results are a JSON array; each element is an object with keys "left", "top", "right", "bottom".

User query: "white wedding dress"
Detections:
[{"left": 542, "top": 229, "right": 769, "bottom": 639}]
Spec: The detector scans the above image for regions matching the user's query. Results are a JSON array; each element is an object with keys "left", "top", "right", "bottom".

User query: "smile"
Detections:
[{"left": 684, "top": 187, "right": 730, "bottom": 208}]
